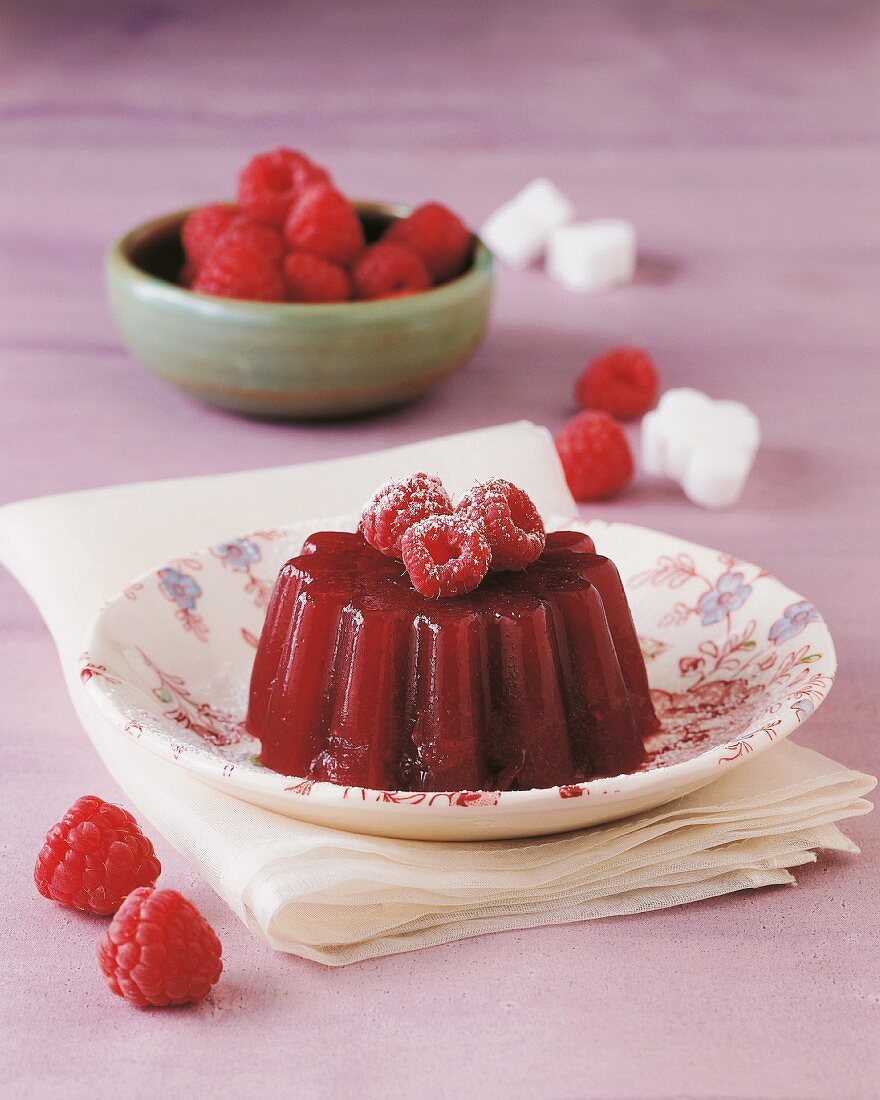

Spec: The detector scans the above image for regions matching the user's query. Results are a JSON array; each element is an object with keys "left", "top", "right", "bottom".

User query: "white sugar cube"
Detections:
[
  {"left": 547, "top": 219, "right": 636, "bottom": 292},
  {"left": 480, "top": 178, "right": 574, "bottom": 268},
  {"left": 641, "top": 388, "right": 709, "bottom": 477},
  {"left": 683, "top": 448, "right": 755, "bottom": 511},
  {"left": 641, "top": 388, "right": 760, "bottom": 509},
  {"left": 481, "top": 201, "right": 549, "bottom": 268},
  {"left": 513, "top": 179, "right": 574, "bottom": 234}
]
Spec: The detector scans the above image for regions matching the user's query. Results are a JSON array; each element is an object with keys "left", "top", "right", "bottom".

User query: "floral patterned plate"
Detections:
[{"left": 80, "top": 517, "right": 836, "bottom": 841}]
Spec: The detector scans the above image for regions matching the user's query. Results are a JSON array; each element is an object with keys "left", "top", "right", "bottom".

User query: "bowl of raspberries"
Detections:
[{"left": 107, "top": 147, "right": 494, "bottom": 418}]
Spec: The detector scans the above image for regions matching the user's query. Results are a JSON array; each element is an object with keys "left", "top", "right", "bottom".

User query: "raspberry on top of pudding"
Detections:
[{"left": 246, "top": 475, "right": 658, "bottom": 793}]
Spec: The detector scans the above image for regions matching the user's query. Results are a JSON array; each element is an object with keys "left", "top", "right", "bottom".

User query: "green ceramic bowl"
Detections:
[{"left": 106, "top": 202, "right": 494, "bottom": 418}]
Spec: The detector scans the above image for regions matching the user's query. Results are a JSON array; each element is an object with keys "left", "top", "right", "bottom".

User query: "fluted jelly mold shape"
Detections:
[{"left": 247, "top": 530, "right": 658, "bottom": 791}]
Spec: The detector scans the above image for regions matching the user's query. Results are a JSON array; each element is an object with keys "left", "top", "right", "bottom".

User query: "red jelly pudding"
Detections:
[{"left": 246, "top": 530, "right": 658, "bottom": 791}]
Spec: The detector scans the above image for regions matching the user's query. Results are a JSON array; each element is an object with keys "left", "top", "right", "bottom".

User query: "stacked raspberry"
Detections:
[
  {"left": 361, "top": 473, "right": 545, "bottom": 598},
  {"left": 555, "top": 345, "right": 660, "bottom": 501},
  {"left": 179, "top": 147, "right": 473, "bottom": 304}
]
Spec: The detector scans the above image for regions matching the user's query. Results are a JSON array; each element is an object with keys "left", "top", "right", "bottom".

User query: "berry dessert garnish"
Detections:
[
  {"left": 361, "top": 472, "right": 453, "bottom": 559},
  {"left": 456, "top": 478, "right": 545, "bottom": 571},
  {"left": 351, "top": 242, "right": 432, "bottom": 300},
  {"left": 246, "top": 475, "right": 659, "bottom": 791},
  {"left": 34, "top": 795, "right": 161, "bottom": 916},
  {"left": 177, "top": 149, "right": 474, "bottom": 302},
  {"left": 555, "top": 410, "right": 634, "bottom": 501},
  {"left": 385, "top": 202, "right": 472, "bottom": 282},
  {"left": 98, "top": 887, "right": 222, "bottom": 1007},
  {"left": 401, "top": 514, "right": 492, "bottom": 598},
  {"left": 575, "top": 345, "right": 658, "bottom": 421}
]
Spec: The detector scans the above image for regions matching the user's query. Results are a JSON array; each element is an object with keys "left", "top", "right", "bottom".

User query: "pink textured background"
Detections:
[{"left": 2, "top": 3, "right": 879, "bottom": 1098}]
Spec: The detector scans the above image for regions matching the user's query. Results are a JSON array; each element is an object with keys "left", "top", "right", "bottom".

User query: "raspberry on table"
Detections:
[
  {"left": 34, "top": 795, "right": 160, "bottom": 916},
  {"left": 555, "top": 410, "right": 634, "bottom": 501},
  {"left": 283, "top": 251, "right": 352, "bottom": 303},
  {"left": 385, "top": 202, "right": 472, "bottom": 283},
  {"left": 401, "top": 514, "right": 491, "bottom": 598},
  {"left": 351, "top": 242, "right": 433, "bottom": 300},
  {"left": 456, "top": 479, "right": 546, "bottom": 571},
  {"left": 237, "top": 147, "right": 332, "bottom": 227},
  {"left": 361, "top": 472, "right": 453, "bottom": 559},
  {"left": 575, "top": 345, "right": 659, "bottom": 421},
  {"left": 181, "top": 204, "right": 239, "bottom": 272},
  {"left": 192, "top": 241, "right": 286, "bottom": 302},
  {"left": 283, "top": 184, "right": 365, "bottom": 266},
  {"left": 97, "top": 887, "right": 222, "bottom": 1007}
]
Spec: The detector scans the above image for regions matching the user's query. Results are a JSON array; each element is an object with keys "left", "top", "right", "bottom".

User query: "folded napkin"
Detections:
[{"left": 0, "top": 421, "right": 873, "bottom": 965}]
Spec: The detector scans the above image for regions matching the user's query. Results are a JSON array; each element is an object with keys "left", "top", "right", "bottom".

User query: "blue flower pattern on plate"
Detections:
[
  {"left": 790, "top": 698, "right": 815, "bottom": 722},
  {"left": 697, "top": 571, "right": 752, "bottom": 626},
  {"left": 212, "top": 538, "right": 262, "bottom": 573},
  {"left": 158, "top": 567, "right": 202, "bottom": 611},
  {"left": 768, "top": 600, "right": 821, "bottom": 645}
]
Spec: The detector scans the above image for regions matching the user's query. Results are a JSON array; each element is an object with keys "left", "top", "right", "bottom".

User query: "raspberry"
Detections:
[
  {"left": 192, "top": 242, "right": 285, "bottom": 302},
  {"left": 456, "top": 479, "right": 545, "bottom": 572},
  {"left": 385, "top": 202, "right": 472, "bottom": 282},
  {"left": 283, "top": 184, "right": 365, "bottom": 266},
  {"left": 401, "top": 515, "right": 491, "bottom": 598},
  {"left": 218, "top": 216, "right": 284, "bottom": 266},
  {"left": 351, "top": 242, "right": 433, "bottom": 300},
  {"left": 97, "top": 887, "right": 222, "bottom": 1007},
  {"left": 361, "top": 473, "right": 453, "bottom": 559},
  {"left": 575, "top": 346, "right": 659, "bottom": 421},
  {"left": 283, "top": 251, "right": 351, "bottom": 303},
  {"left": 34, "top": 795, "right": 160, "bottom": 916},
  {"left": 237, "top": 147, "right": 332, "bottom": 227},
  {"left": 181, "top": 204, "right": 239, "bottom": 271},
  {"left": 555, "top": 410, "right": 634, "bottom": 501},
  {"left": 180, "top": 208, "right": 283, "bottom": 291}
]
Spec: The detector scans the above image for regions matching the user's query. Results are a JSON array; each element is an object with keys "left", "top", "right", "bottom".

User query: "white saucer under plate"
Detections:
[{"left": 80, "top": 516, "right": 836, "bottom": 841}]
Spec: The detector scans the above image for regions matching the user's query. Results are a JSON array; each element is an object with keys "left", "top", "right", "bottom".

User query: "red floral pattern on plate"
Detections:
[
  {"left": 79, "top": 653, "right": 121, "bottom": 685},
  {"left": 558, "top": 785, "right": 585, "bottom": 799},
  {"left": 137, "top": 648, "right": 246, "bottom": 749}
]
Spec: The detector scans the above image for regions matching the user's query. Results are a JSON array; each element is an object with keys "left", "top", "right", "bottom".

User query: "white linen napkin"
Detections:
[{"left": 0, "top": 421, "right": 873, "bottom": 965}]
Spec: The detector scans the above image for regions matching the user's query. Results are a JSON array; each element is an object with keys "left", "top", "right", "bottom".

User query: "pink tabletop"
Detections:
[{"left": 2, "top": 3, "right": 879, "bottom": 1098}]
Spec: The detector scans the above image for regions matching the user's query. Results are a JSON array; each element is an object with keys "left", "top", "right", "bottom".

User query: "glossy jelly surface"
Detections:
[{"left": 247, "top": 530, "right": 658, "bottom": 791}]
